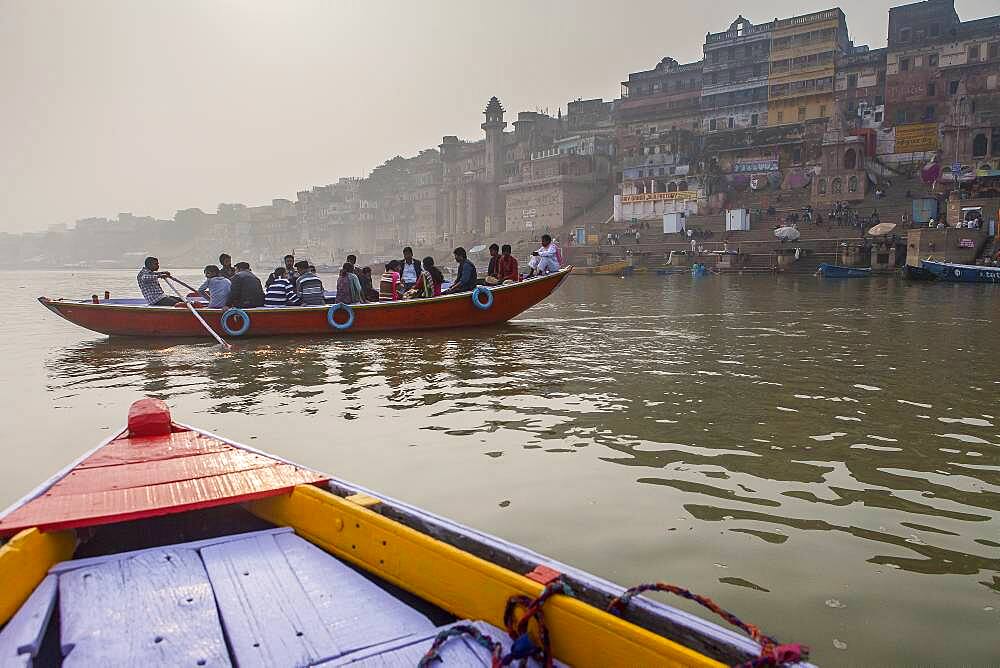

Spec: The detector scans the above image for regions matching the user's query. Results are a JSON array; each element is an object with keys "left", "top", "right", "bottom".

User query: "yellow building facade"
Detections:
[{"left": 767, "top": 9, "right": 850, "bottom": 126}]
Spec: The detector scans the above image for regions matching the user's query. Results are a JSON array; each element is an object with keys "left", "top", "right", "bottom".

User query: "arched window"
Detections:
[
  {"left": 667, "top": 182, "right": 678, "bottom": 192},
  {"left": 818, "top": 178, "right": 828, "bottom": 195},
  {"left": 848, "top": 176, "right": 859, "bottom": 192},
  {"left": 972, "top": 133, "right": 988, "bottom": 157},
  {"left": 832, "top": 177, "right": 843, "bottom": 194},
  {"left": 678, "top": 180, "right": 689, "bottom": 191},
  {"left": 844, "top": 149, "right": 857, "bottom": 170}
]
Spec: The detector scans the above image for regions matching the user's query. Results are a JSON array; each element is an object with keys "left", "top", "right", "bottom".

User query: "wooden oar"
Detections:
[{"left": 164, "top": 277, "right": 231, "bottom": 350}]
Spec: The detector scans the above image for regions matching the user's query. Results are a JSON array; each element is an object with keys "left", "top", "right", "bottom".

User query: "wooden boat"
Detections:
[
  {"left": 38, "top": 268, "right": 572, "bottom": 338},
  {"left": 917, "top": 259, "right": 1000, "bottom": 283},
  {"left": 572, "top": 259, "right": 632, "bottom": 276},
  {"left": 815, "top": 263, "right": 872, "bottom": 278},
  {"left": 0, "top": 399, "right": 808, "bottom": 667}
]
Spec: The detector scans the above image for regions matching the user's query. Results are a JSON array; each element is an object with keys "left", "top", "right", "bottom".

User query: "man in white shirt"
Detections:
[
  {"left": 400, "top": 246, "right": 420, "bottom": 290},
  {"left": 527, "top": 234, "right": 560, "bottom": 277}
]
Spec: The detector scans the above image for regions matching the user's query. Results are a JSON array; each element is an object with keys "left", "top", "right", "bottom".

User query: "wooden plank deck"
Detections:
[
  {"left": 0, "top": 428, "right": 328, "bottom": 536},
  {"left": 59, "top": 547, "right": 231, "bottom": 667},
  {"left": 0, "top": 574, "right": 58, "bottom": 667}
]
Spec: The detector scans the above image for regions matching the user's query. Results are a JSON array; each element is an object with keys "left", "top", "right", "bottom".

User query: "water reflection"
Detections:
[{"left": 39, "top": 272, "right": 1000, "bottom": 663}]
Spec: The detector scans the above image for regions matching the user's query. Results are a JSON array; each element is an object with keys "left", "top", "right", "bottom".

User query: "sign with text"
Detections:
[
  {"left": 621, "top": 191, "right": 698, "bottom": 203},
  {"left": 734, "top": 156, "right": 779, "bottom": 173},
  {"left": 894, "top": 123, "right": 938, "bottom": 153}
]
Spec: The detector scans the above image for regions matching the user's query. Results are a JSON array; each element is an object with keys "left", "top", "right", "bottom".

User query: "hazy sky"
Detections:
[{"left": 2, "top": 0, "right": 996, "bottom": 232}]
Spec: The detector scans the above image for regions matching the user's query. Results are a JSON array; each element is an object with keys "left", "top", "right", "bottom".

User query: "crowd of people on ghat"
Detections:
[{"left": 135, "top": 234, "right": 563, "bottom": 308}]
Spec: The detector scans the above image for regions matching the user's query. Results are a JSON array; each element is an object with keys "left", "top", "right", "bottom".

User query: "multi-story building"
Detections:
[
  {"left": 702, "top": 16, "right": 773, "bottom": 133},
  {"left": 768, "top": 9, "right": 851, "bottom": 126},
  {"left": 835, "top": 46, "right": 887, "bottom": 129}
]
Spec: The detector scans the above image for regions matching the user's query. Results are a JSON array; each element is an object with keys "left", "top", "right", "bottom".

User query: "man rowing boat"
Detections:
[{"left": 137, "top": 257, "right": 183, "bottom": 306}]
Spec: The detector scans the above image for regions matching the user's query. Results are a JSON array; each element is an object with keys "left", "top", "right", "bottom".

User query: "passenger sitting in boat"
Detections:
[
  {"left": 497, "top": 244, "right": 519, "bottom": 283},
  {"left": 380, "top": 260, "right": 402, "bottom": 301},
  {"left": 264, "top": 267, "right": 300, "bottom": 307},
  {"left": 137, "top": 257, "right": 184, "bottom": 306},
  {"left": 359, "top": 266, "right": 379, "bottom": 301},
  {"left": 441, "top": 247, "right": 477, "bottom": 294},
  {"left": 400, "top": 247, "right": 420, "bottom": 291},
  {"left": 405, "top": 257, "right": 444, "bottom": 298},
  {"left": 197, "top": 265, "right": 231, "bottom": 309},
  {"left": 218, "top": 253, "right": 236, "bottom": 279},
  {"left": 266, "top": 254, "right": 298, "bottom": 287},
  {"left": 225, "top": 262, "right": 265, "bottom": 308},
  {"left": 484, "top": 243, "right": 501, "bottom": 285},
  {"left": 526, "top": 234, "right": 560, "bottom": 277},
  {"left": 336, "top": 263, "right": 365, "bottom": 304},
  {"left": 294, "top": 261, "right": 326, "bottom": 306}
]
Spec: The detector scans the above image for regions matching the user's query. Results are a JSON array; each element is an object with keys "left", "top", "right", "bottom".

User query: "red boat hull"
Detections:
[{"left": 39, "top": 268, "right": 571, "bottom": 338}]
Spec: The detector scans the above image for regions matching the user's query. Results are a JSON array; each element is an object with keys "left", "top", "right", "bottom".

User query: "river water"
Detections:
[{"left": 2, "top": 269, "right": 998, "bottom": 665}]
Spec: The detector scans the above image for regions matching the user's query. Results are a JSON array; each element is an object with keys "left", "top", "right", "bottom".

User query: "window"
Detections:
[
  {"left": 924, "top": 106, "right": 935, "bottom": 121},
  {"left": 899, "top": 28, "right": 911, "bottom": 42},
  {"left": 847, "top": 74, "right": 858, "bottom": 89},
  {"left": 820, "top": 105, "right": 827, "bottom": 117},
  {"left": 745, "top": 45, "right": 753, "bottom": 58},
  {"left": 968, "top": 45, "right": 980, "bottom": 62},
  {"left": 818, "top": 178, "right": 827, "bottom": 195},
  {"left": 929, "top": 53, "right": 939, "bottom": 67},
  {"left": 709, "top": 118, "right": 717, "bottom": 131},
  {"left": 832, "top": 177, "right": 843, "bottom": 194},
  {"left": 710, "top": 72, "right": 718, "bottom": 85},
  {"left": 753, "top": 64, "right": 762, "bottom": 77},
  {"left": 927, "top": 82, "right": 936, "bottom": 97},
  {"left": 993, "top": 129, "right": 1000, "bottom": 156},
  {"left": 874, "top": 110, "right": 883, "bottom": 123},
  {"left": 848, "top": 176, "right": 859, "bottom": 193},
  {"left": 751, "top": 113, "right": 759, "bottom": 126},
  {"left": 777, "top": 111, "right": 784, "bottom": 123},
  {"left": 972, "top": 133, "right": 988, "bottom": 157},
  {"left": 711, "top": 51, "right": 720, "bottom": 64},
  {"left": 844, "top": 149, "right": 856, "bottom": 169},
  {"left": 728, "top": 46, "right": 736, "bottom": 60},
  {"left": 949, "top": 80, "right": 959, "bottom": 95},
  {"left": 991, "top": 44, "right": 999, "bottom": 60},
  {"left": 896, "top": 109, "right": 907, "bottom": 123},
  {"left": 728, "top": 117, "right": 735, "bottom": 129},
  {"left": 798, "top": 107, "right": 807, "bottom": 121},
  {"left": 900, "top": 57, "right": 910, "bottom": 72},
  {"left": 792, "top": 147, "right": 802, "bottom": 163}
]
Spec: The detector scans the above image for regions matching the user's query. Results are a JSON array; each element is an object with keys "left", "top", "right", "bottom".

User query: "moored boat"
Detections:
[
  {"left": 38, "top": 268, "right": 572, "bottom": 338},
  {"left": 572, "top": 260, "right": 632, "bottom": 276},
  {"left": 918, "top": 259, "right": 1000, "bottom": 283},
  {"left": 0, "top": 399, "right": 809, "bottom": 667},
  {"left": 815, "top": 263, "right": 871, "bottom": 278}
]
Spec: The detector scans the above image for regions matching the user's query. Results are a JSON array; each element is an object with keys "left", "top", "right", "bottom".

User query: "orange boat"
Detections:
[{"left": 38, "top": 267, "right": 572, "bottom": 338}]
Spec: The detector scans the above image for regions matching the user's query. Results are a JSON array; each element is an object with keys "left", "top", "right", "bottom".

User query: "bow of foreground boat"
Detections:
[
  {"left": 36, "top": 267, "right": 574, "bottom": 339},
  {"left": 0, "top": 399, "right": 810, "bottom": 667}
]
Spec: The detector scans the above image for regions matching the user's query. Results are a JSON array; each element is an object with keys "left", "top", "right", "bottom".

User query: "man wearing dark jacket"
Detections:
[{"left": 226, "top": 262, "right": 265, "bottom": 308}]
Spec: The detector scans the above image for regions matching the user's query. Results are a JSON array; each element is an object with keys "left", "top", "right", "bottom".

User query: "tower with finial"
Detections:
[{"left": 482, "top": 96, "right": 506, "bottom": 184}]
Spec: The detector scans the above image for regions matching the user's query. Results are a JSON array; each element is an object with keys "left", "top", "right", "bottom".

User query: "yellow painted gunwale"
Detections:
[
  {"left": 247, "top": 484, "right": 724, "bottom": 668},
  {"left": 0, "top": 528, "right": 76, "bottom": 625}
]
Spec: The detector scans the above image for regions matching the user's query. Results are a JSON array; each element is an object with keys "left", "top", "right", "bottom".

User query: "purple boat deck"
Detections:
[{"left": 1, "top": 528, "right": 555, "bottom": 667}]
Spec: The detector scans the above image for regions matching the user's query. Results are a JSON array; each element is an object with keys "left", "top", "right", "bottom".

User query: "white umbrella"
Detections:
[
  {"left": 469, "top": 244, "right": 488, "bottom": 253},
  {"left": 774, "top": 226, "right": 800, "bottom": 241}
]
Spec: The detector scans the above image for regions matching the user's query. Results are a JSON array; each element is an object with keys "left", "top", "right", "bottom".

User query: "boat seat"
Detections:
[
  {"left": 0, "top": 574, "right": 58, "bottom": 667},
  {"left": 201, "top": 531, "right": 434, "bottom": 667},
  {"left": 318, "top": 620, "right": 566, "bottom": 667}
]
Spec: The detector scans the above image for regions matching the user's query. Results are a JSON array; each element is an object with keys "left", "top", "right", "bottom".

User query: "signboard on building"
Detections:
[
  {"left": 894, "top": 123, "right": 938, "bottom": 153},
  {"left": 620, "top": 191, "right": 698, "bottom": 204},
  {"left": 734, "top": 156, "right": 779, "bottom": 173},
  {"left": 958, "top": 238, "right": 975, "bottom": 248}
]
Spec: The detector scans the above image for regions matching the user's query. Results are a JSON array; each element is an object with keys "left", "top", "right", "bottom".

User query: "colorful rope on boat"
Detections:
[
  {"left": 417, "top": 623, "right": 503, "bottom": 667},
  {"left": 607, "top": 582, "right": 809, "bottom": 667},
  {"left": 502, "top": 579, "right": 576, "bottom": 667}
]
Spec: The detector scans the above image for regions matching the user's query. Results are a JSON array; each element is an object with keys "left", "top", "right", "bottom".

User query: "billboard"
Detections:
[
  {"left": 620, "top": 191, "right": 698, "bottom": 203},
  {"left": 894, "top": 123, "right": 938, "bottom": 153}
]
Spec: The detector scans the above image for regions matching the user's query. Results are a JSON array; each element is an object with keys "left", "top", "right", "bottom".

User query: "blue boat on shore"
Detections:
[
  {"left": 816, "top": 263, "right": 872, "bottom": 278},
  {"left": 919, "top": 259, "right": 1000, "bottom": 283}
]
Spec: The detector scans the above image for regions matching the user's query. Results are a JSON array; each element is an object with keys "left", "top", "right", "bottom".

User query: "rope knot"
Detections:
[{"left": 769, "top": 643, "right": 808, "bottom": 665}]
